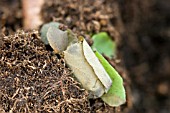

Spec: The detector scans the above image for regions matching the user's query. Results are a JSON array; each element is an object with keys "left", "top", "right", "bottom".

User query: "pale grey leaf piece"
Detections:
[
  {"left": 82, "top": 40, "right": 112, "bottom": 92},
  {"left": 64, "top": 41, "right": 105, "bottom": 98},
  {"left": 47, "top": 26, "right": 68, "bottom": 53},
  {"left": 40, "top": 22, "right": 60, "bottom": 44}
]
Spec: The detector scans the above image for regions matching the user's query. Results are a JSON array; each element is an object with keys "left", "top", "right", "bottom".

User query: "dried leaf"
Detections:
[
  {"left": 40, "top": 24, "right": 113, "bottom": 99},
  {"left": 82, "top": 39, "right": 112, "bottom": 92},
  {"left": 64, "top": 41, "right": 105, "bottom": 98}
]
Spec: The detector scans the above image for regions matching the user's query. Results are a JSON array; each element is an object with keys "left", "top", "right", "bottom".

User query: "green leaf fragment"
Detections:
[
  {"left": 92, "top": 32, "right": 116, "bottom": 58},
  {"left": 40, "top": 22, "right": 60, "bottom": 44},
  {"left": 95, "top": 51, "right": 126, "bottom": 107}
]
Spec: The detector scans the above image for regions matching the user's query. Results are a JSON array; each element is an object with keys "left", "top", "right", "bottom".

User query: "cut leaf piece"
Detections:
[
  {"left": 92, "top": 32, "right": 116, "bottom": 58},
  {"left": 82, "top": 39, "right": 112, "bottom": 92},
  {"left": 95, "top": 51, "right": 126, "bottom": 107},
  {"left": 47, "top": 26, "right": 68, "bottom": 53},
  {"left": 40, "top": 24, "right": 113, "bottom": 99},
  {"left": 64, "top": 41, "right": 105, "bottom": 98},
  {"left": 40, "top": 22, "right": 60, "bottom": 44}
]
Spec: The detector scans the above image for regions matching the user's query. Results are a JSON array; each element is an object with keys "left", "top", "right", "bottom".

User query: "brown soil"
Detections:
[
  {"left": 0, "top": 0, "right": 22, "bottom": 36},
  {"left": 0, "top": 31, "right": 116, "bottom": 113},
  {"left": 0, "top": 0, "right": 170, "bottom": 113}
]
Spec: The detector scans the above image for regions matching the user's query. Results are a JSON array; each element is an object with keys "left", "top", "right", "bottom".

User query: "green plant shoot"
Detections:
[{"left": 95, "top": 51, "right": 126, "bottom": 107}]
